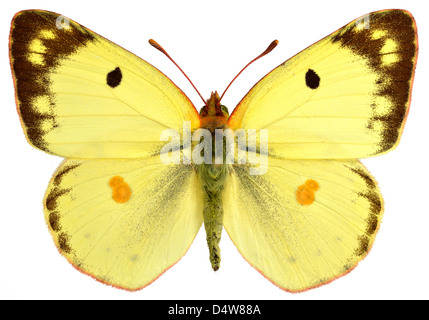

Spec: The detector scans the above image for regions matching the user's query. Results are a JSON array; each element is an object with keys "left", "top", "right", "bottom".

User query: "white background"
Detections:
[{"left": 1, "top": 0, "right": 428, "bottom": 300}]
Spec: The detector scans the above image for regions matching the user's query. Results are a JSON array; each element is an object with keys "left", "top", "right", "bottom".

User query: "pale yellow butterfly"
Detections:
[{"left": 9, "top": 9, "right": 417, "bottom": 292}]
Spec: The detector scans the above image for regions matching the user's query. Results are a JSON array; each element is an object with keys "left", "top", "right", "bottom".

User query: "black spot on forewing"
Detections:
[
  {"left": 9, "top": 11, "right": 95, "bottom": 153},
  {"left": 305, "top": 69, "right": 320, "bottom": 89},
  {"left": 331, "top": 10, "right": 417, "bottom": 154},
  {"left": 106, "top": 67, "right": 122, "bottom": 88}
]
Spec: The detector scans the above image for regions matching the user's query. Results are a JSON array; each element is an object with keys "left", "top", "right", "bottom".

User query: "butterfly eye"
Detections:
[
  {"left": 199, "top": 106, "right": 205, "bottom": 116},
  {"left": 220, "top": 105, "right": 229, "bottom": 117}
]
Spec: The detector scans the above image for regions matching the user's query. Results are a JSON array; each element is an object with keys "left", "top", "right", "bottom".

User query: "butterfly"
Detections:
[{"left": 9, "top": 9, "right": 417, "bottom": 292}]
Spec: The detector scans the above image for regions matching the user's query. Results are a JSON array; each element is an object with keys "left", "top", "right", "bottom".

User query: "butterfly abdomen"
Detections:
[
  {"left": 197, "top": 140, "right": 229, "bottom": 271},
  {"left": 198, "top": 160, "right": 228, "bottom": 271}
]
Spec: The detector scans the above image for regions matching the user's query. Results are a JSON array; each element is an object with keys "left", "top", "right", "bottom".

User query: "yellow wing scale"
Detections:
[
  {"left": 222, "top": 10, "right": 416, "bottom": 290},
  {"left": 10, "top": 10, "right": 200, "bottom": 159},
  {"left": 44, "top": 156, "right": 203, "bottom": 290},
  {"left": 228, "top": 10, "right": 417, "bottom": 159},
  {"left": 10, "top": 9, "right": 418, "bottom": 292},
  {"left": 223, "top": 157, "right": 383, "bottom": 292}
]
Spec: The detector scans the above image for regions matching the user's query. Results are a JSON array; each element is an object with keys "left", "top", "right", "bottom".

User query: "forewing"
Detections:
[
  {"left": 228, "top": 10, "right": 417, "bottom": 159},
  {"left": 10, "top": 10, "right": 200, "bottom": 159}
]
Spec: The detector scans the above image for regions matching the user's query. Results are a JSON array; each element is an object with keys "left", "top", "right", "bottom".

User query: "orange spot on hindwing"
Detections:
[
  {"left": 109, "top": 176, "right": 131, "bottom": 203},
  {"left": 109, "top": 176, "right": 124, "bottom": 188},
  {"left": 296, "top": 179, "right": 319, "bottom": 206}
]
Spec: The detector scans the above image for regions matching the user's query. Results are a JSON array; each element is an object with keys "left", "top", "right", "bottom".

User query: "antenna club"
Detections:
[
  {"left": 267, "top": 40, "right": 279, "bottom": 52},
  {"left": 148, "top": 39, "right": 159, "bottom": 48},
  {"left": 148, "top": 39, "right": 167, "bottom": 55}
]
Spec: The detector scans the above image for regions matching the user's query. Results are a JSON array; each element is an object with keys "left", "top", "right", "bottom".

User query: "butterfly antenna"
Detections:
[
  {"left": 219, "top": 40, "right": 279, "bottom": 104},
  {"left": 149, "top": 39, "right": 207, "bottom": 107}
]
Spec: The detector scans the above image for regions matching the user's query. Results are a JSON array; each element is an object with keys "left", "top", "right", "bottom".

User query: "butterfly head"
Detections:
[{"left": 199, "top": 91, "right": 229, "bottom": 132}]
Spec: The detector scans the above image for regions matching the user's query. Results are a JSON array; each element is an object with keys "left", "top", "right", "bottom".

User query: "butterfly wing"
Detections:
[
  {"left": 10, "top": 10, "right": 200, "bottom": 159},
  {"left": 224, "top": 9, "right": 417, "bottom": 291},
  {"left": 228, "top": 10, "right": 417, "bottom": 159},
  {"left": 223, "top": 156, "right": 383, "bottom": 292},
  {"left": 44, "top": 155, "right": 203, "bottom": 290}
]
